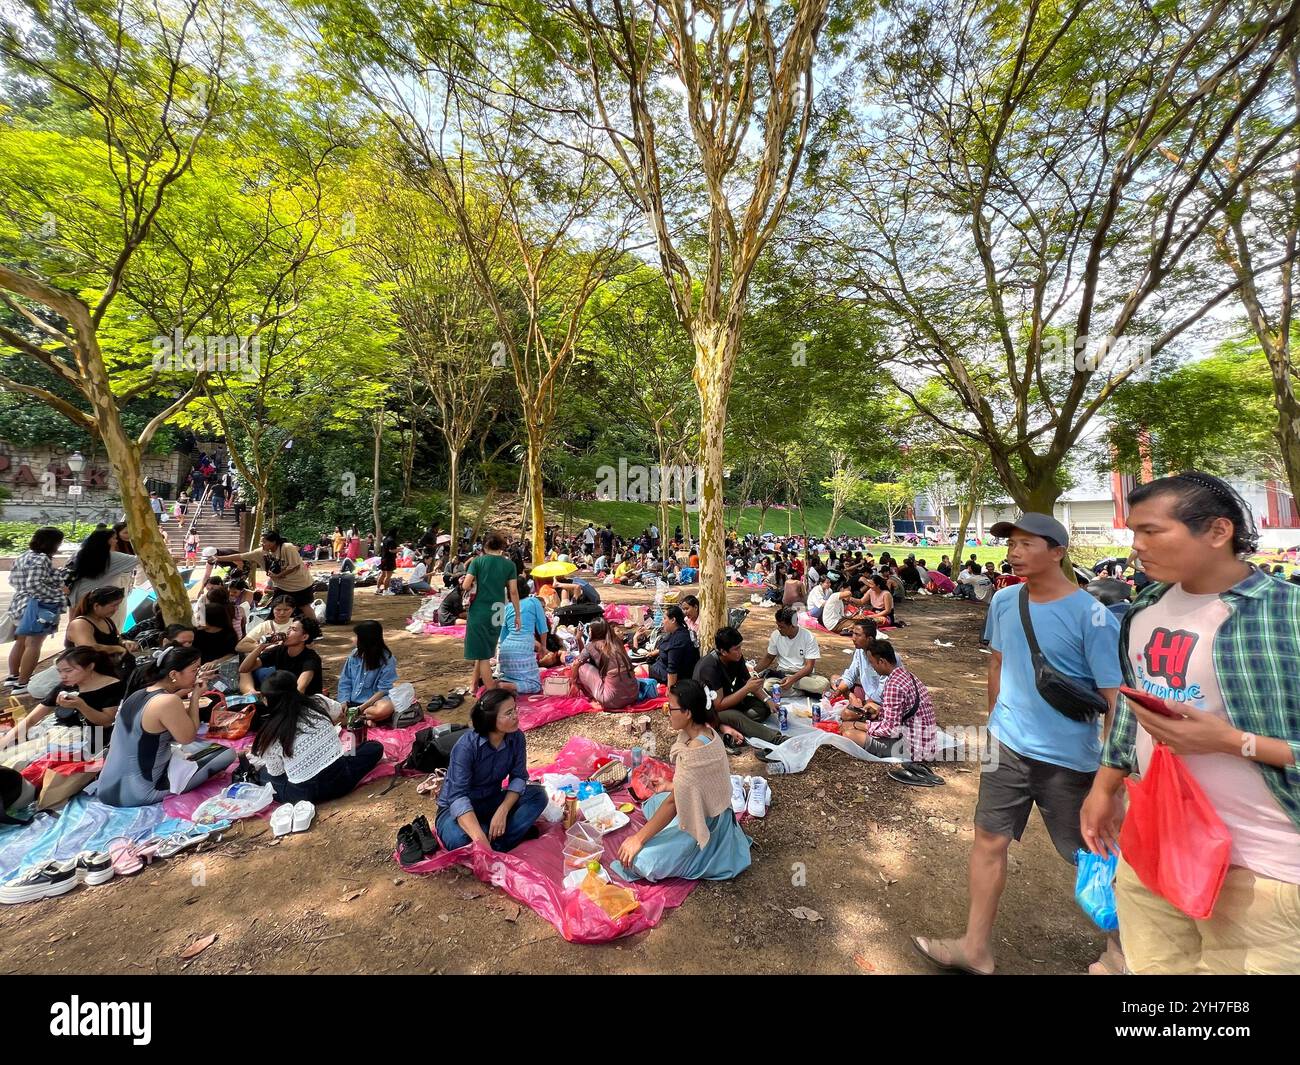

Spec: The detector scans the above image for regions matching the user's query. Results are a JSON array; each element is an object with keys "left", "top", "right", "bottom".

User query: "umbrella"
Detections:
[
  {"left": 532, "top": 560, "right": 577, "bottom": 579},
  {"left": 436, "top": 534, "right": 451, "bottom": 545}
]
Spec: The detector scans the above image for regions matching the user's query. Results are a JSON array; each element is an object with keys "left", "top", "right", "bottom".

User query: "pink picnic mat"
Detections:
[
  {"left": 162, "top": 718, "right": 435, "bottom": 820},
  {"left": 516, "top": 683, "right": 666, "bottom": 731},
  {"left": 396, "top": 736, "right": 695, "bottom": 943},
  {"left": 420, "top": 623, "right": 467, "bottom": 637}
]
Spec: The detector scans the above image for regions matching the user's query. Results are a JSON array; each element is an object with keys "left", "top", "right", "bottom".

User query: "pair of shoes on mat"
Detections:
[
  {"left": 888, "top": 764, "right": 944, "bottom": 787},
  {"left": 730, "top": 775, "right": 771, "bottom": 818},
  {"left": 271, "top": 801, "right": 316, "bottom": 837},
  {"left": 397, "top": 814, "right": 438, "bottom": 865}
]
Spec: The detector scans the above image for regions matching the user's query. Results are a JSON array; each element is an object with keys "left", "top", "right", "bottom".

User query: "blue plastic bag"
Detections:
[
  {"left": 1074, "top": 848, "right": 1120, "bottom": 931},
  {"left": 637, "top": 677, "right": 660, "bottom": 701}
]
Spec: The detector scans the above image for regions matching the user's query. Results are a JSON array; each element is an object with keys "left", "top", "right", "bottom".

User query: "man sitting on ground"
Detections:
[
  {"left": 693, "top": 626, "right": 784, "bottom": 747},
  {"left": 830, "top": 619, "right": 886, "bottom": 715},
  {"left": 238, "top": 616, "right": 323, "bottom": 696},
  {"left": 755, "top": 606, "right": 828, "bottom": 695},
  {"left": 840, "top": 639, "right": 940, "bottom": 781}
]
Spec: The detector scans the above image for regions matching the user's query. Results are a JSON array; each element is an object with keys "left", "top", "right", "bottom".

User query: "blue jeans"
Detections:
[
  {"left": 406, "top": 580, "right": 432, "bottom": 594},
  {"left": 435, "top": 784, "right": 548, "bottom": 852}
]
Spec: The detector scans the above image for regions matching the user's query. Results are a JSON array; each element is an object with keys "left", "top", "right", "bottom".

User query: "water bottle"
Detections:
[
  {"left": 653, "top": 579, "right": 666, "bottom": 627},
  {"left": 642, "top": 731, "right": 657, "bottom": 758}
]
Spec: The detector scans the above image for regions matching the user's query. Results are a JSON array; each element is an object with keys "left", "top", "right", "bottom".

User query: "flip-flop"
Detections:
[
  {"left": 910, "top": 936, "right": 993, "bottom": 976},
  {"left": 888, "top": 765, "right": 940, "bottom": 787},
  {"left": 426, "top": 695, "right": 446, "bottom": 713},
  {"left": 107, "top": 837, "right": 144, "bottom": 876}
]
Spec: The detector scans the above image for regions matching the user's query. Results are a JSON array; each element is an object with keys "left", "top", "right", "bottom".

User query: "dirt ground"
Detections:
[{"left": 0, "top": 581, "right": 1108, "bottom": 976}]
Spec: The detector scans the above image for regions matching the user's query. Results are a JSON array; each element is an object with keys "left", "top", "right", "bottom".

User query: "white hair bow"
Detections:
[{"left": 703, "top": 687, "right": 716, "bottom": 711}]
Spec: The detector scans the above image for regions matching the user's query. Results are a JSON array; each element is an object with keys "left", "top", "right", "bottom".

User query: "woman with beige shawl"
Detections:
[{"left": 611, "top": 679, "right": 753, "bottom": 883}]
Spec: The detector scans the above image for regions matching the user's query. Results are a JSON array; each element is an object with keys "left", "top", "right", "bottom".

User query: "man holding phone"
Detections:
[
  {"left": 215, "top": 531, "right": 314, "bottom": 609},
  {"left": 912, "top": 513, "right": 1121, "bottom": 976},
  {"left": 1081, "top": 472, "right": 1300, "bottom": 975}
]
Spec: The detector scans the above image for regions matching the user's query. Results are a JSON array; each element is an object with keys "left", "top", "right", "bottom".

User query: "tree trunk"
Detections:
[
  {"left": 1263, "top": 335, "right": 1300, "bottom": 509},
  {"left": 447, "top": 444, "right": 461, "bottom": 550},
  {"left": 694, "top": 333, "right": 731, "bottom": 650},
  {"left": 525, "top": 424, "right": 546, "bottom": 562},
  {"left": 654, "top": 429, "right": 671, "bottom": 559},
  {"left": 91, "top": 393, "right": 190, "bottom": 622},
  {"left": 371, "top": 411, "right": 384, "bottom": 543},
  {"left": 951, "top": 457, "right": 985, "bottom": 557}
]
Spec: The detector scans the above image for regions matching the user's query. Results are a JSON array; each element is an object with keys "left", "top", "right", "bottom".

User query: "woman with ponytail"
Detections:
[{"left": 95, "top": 647, "right": 237, "bottom": 807}]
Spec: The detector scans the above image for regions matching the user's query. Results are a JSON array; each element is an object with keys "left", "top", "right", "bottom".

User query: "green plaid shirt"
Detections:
[{"left": 1103, "top": 567, "right": 1300, "bottom": 831}]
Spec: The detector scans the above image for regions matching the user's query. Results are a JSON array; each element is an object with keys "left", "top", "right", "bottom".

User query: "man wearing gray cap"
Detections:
[{"left": 913, "top": 513, "right": 1123, "bottom": 975}]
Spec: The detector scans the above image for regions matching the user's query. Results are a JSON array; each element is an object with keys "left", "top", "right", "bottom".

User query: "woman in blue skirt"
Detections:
[
  {"left": 496, "top": 578, "right": 550, "bottom": 695},
  {"left": 612, "top": 679, "right": 752, "bottom": 883}
]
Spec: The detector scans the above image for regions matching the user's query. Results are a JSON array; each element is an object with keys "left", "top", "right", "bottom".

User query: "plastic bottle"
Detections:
[
  {"left": 653, "top": 578, "right": 667, "bottom": 627},
  {"left": 642, "top": 731, "right": 657, "bottom": 758}
]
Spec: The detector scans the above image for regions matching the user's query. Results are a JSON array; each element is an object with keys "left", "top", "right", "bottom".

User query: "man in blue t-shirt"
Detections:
[{"left": 913, "top": 514, "right": 1122, "bottom": 976}]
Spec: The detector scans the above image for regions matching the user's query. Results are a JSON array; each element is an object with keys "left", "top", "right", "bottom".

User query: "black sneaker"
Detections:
[
  {"left": 231, "top": 754, "right": 259, "bottom": 785},
  {"left": 396, "top": 824, "right": 424, "bottom": 865},
  {"left": 411, "top": 815, "right": 438, "bottom": 857},
  {"left": 0, "top": 859, "right": 79, "bottom": 904}
]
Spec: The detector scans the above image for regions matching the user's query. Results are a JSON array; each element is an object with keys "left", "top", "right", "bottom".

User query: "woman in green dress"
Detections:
[{"left": 462, "top": 531, "right": 522, "bottom": 692}]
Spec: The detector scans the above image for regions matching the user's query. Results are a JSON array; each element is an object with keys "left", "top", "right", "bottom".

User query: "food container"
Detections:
[
  {"left": 562, "top": 820, "right": 605, "bottom": 868},
  {"left": 579, "top": 793, "right": 630, "bottom": 836}
]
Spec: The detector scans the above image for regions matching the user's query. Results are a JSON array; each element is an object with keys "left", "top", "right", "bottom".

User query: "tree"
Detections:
[
  {"left": 1103, "top": 340, "right": 1283, "bottom": 481},
  {"left": 866, "top": 481, "right": 912, "bottom": 542},
  {"left": 822, "top": 452, "right": 871, "bottom": 537},
  {"left": 0, "top": 0, "right": 235, "bottom": 621},
  {"left": 1197, "top": 36, "right": 1300, "bottom": 505},
  {"left": 552, "top": 0, "right": 833, "bottom": 646},
  {"left": 297, "top": 4, "right": 631, "bottom": 560},
  {"left": 356, "top": 175, "right": 503, "bottom": 540},
  {"left": 813, "top": 0, "right": 1300, "bottom": 515}
]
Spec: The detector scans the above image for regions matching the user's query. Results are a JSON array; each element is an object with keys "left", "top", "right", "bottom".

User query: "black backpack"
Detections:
[{"left": 402, "top": 725, "right": 469, "bottom": 773}]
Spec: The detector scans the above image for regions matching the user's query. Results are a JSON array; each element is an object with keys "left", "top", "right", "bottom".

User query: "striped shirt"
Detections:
[{"left": 1102, "top": 567, "right": 1300, "bottom": 831}]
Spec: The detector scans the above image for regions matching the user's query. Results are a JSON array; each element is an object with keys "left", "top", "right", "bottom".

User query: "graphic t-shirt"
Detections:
[{"left": 1127, "top": 585, "right": 1300, "bottom": 883}]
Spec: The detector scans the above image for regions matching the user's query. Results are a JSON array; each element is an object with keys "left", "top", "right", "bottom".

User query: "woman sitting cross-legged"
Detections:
[
  {"left": 495, "top": 579, "right": 550, "bottom": 695},
  {"left": 434, "top": 689, "right": 548, "bottom": 852},
  {"left": 94, "top": 647, "right": 238, "bottom": 807},
  {"left": 337, "top": 620, "right": 399, "bottom": 723},
  {"left": 612, "top": 679, "right": 753, "bottom": 883},
  {"left": 573, "top": 620, "right": 641, "bottom": 710},
  {"left": 248, "top": 671, "right": 384, "bottom": 803}
]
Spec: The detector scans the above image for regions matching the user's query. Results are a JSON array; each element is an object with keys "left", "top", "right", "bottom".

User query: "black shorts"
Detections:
[
  {"left": 281, "top": 587, "right": 315, "bottom": 609},
  {"left": 974, "top": 738, "right": 1094, "bottom": 863}
]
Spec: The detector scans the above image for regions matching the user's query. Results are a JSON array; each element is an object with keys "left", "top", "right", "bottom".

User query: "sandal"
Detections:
[
  {"left": 910, "top": 936, "right": 993, "bottom": 976},
  {"left": 426, "top": 695, "right": 446, "bottom": 713},
  {"left": 416, "top": 770, "right": 446, "bottom": 797},
  {"left": 441, "top": 692, "right": 464, "bottom": 710},
  {"left": 107, "top": 837, "right": 144, "bottom": 876}
]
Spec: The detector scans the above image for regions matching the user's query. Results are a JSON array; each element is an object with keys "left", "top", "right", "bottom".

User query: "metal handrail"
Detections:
[{"left": 185, "top": 483, "right": 212, "bottom": 540}]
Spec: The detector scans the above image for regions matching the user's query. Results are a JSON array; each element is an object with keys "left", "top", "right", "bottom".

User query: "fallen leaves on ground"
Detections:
[
  {"left": 180, "top": 933, "right": 217, "bottom": 960},
  {"left": 788, "top": 906, "right": 823, "bottom": 922}
]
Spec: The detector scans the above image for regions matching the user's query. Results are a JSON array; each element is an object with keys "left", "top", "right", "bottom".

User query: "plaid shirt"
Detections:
[
  {"left": 6, "top": 549, "right": 64, "bottom": 620},
  {"left": 1103, "top": 567, "right": 1300, "bottom": 831},
  {"left": 871, "top": 665, "right": 938, "bottom": 760}
]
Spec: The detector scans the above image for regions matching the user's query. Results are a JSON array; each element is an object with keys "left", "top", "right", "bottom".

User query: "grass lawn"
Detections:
[{"left": 463, "top": 496, "right": 882, "bottom": 540}]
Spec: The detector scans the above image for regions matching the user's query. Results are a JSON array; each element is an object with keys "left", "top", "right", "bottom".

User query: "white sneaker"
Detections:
[
  {"left": 747, "top": 775, "right": 771, "bottom": 818},
  {"left": 730, "top": 775, "right": 747, "bottom": 815}
]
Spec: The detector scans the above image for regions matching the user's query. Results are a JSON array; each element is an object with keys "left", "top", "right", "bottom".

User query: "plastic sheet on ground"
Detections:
[
  {"left": 748, "top": 695, "right": 958, "bottom": 774},
  {"left": 161, "top": 718, "right": 434, "bottom": 820},
  {"left": 397, "top": 737, "right": 695, "bottom": 943},
  {"left": 419, "top": 624, "right": 467, "bottom": 637},
  {"left": 0, "top": 796, "right": 170, "bottom": 882},
  {"left": 516, "top": 687, "right": 665, "bottom": 732}
]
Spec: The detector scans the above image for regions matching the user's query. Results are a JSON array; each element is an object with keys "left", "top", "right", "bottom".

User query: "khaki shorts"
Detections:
[{"left": 1116, "top": 859, "right": 1300, "bottom": 974}]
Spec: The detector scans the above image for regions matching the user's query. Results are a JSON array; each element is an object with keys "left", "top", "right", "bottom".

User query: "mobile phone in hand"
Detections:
[{"left": 1120, "top": 685, "right": 1183, "bottom": 719}]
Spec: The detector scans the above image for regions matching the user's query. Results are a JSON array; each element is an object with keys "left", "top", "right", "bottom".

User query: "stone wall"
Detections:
[{"left": 0, "top": 442, "right": 185, "bottom": 523}]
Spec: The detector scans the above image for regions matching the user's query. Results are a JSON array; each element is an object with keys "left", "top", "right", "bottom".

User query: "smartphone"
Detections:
[{"left": 1120, "top": 685, "right": 1182, "bottom": 718}]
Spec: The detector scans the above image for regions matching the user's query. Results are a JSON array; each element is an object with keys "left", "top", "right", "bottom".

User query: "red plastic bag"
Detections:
[
  {"left": 1119, "top": 743, "right": 1231, "bottom": 919},
  {"left": 629, "top": 757, "right": 674, "bottom": 802},
  {"left": 814, "top": 721, "right": 842, "bottom": 734}
]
